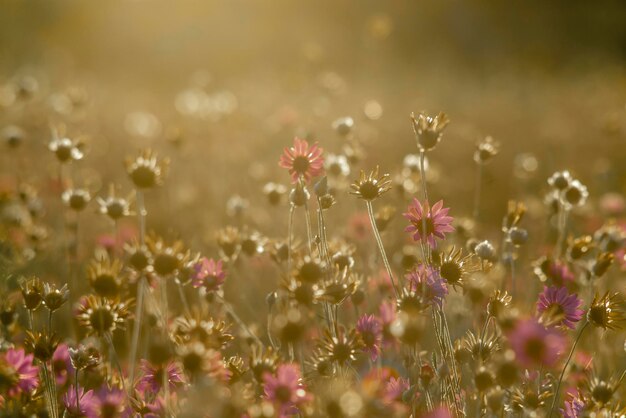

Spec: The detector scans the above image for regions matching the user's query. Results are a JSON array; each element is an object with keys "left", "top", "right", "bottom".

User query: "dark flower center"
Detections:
[
  {"left": 440, "top": 261, "right": 462, "bottom": 284},
  {"left": 89, "top": 308, "right": 115, "bottom": 334},
  {"left": 524, "top": 337, "right": 546, "bottom": 363},
  {"left": 332, "top": 342, "right": 352, "bottom": 363},
  {"left": 131, "top": 166, "right": 157, "bottom": 189},
  {"left": 154, "top": 253, "right": 179, "bottom": 276},
  {"left": 275, "top": 385, "right": 293, "bottom": 403},
  {"left": 413, "top": 216, "right": 435, "bottom": 236},
  {"left": 357, "top": 181, "right": 380, "bottom": 200},
  {"left": 93, "top": 274, "right": 120, "bottom": 299},
  {"left": 292, "top": 156, "right": 310, "bottom": 175}
]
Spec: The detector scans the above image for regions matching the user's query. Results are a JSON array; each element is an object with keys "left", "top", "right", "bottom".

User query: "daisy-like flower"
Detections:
[
  {"left": 533, "top": 256, "right": 575, "bottom": 286},
  {"left": 379, "top": 300, "right": 397, "bottom": 347},
  {"left": 87, "top": 256, "right": 124, "bottom": 299},
  {"left": 383, "top": 376, "right": 410, "bottom": 404},
  {"left": 138, "top": 360, "right": 185, "bottom": 394},
  {"left": 536, "top": 286, "right": 584, "bottom": 329},
  {"left": 560, "top": 179, "right": 588, "bottom": 210},
  {"left": 436, "top": 246, "right": 478, "bottom": 289},
  {"left": 548, "top": 170, "right": 573, "bottom": 191},
  {"left": 404, "top": 199, "right": 454, "bottom": 249},
  {"left": 278, "top": 137, "right": 324, "bottom": 184},
  {"left": 96, "top": 184, "right": 132, "bottom": 221},
  {"left": 191, "top": 257, "right": 226, "bottom": 292},
  {"left": 356, "top": 314, "right": 382, "bottom": 361},
  {"left": 94, "top": 386, "right": 127, "bottom": 417},
  {"left": 49, "top": 136, "right": 84, "bottom": 163},
  {"left": 263, "top": 363, "right": 310, "bottom": 417},
  {"left": 125, "top": 149, "right": 169, "bottom": 189},
  {"left": 0, "top": 348, "right": 39, "bottom": 397},
  {"left": 75, "top": 295, "right": 131, "bottom": 338},
  {"left": 507, "top": 319, "right": 566, "bottom": 368},
  {"left": 587, "top": 291, "right": 625, "bottom": 330},
  {"left": 405, "top": 264, "right": 448, "bottom": 308},
  {"left": 349, "top": 167, "right": 392, "bottom": 201},
  {"left": 64, "top": 385, "right": 97, "bottom": 418},
  {"left": 62, "top": 188, "right": 91, "bottom": 212}
]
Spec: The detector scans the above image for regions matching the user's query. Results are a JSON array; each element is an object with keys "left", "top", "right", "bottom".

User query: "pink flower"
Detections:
[
  {"left": 52, "top": 343, "right": 74, "bottom": 386},
  {"left": 403, "top": 199, "right": 454, "bottom": 248},
  {"left": 424, "top": 406, "right": 454, "bottom": 418},
  {"left": 263, "top": 364, "right": 310, "bottom": 417},
  {"left": 63, "top": 385, "right": 98, "bottom": 418},
  {"left": 95, "top": 387, "right": 129, "bottom": 417},
  {"left": 560, "top": 393, "right": 585, "bottom": 418},
  {"left": 405, "top": 264, "right": 448, "bottom": 308},
  {"left": 356, "top": 315, "right": 382, "bottom": 361},
  {"left": 1, "top": 348, "right": 38, "bottom": 397},
  {"left": 383, "top": 376, "right": 410, "bottom": 403},
  {"left": 192, "top": 257, "right": 226, "bottom": 292},
  {"left": 138, "top": 360, "right": 185, "bottom": 394},
  {"left": 507, "top": 319, "right": 566, "bottom": 368},
  {"left": 536, "top": 286, "right": 584, "bottom": 329},
  {"left": 278, "top": 137, "right": 324, "bottom": 184},
  {"left": 379, "top": 300, "right": 397, "bottom": 347}
]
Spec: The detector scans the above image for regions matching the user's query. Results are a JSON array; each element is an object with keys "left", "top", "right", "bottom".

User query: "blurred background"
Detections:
[{"left": 1, "top": 0, "right": 626, "bottom": 244}]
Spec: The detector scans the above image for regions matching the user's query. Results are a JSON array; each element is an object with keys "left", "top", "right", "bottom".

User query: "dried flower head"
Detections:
[
  {"left": 318, "top": 327, "right": 363, "bottom": 365},
  {"left": 62, "top": 188, "right": 91, "bottom": 212},
  {"left": 68, "top": 344, "right": 101, "bottom": 371},
  {"left": 349, "top": 167, "right": 392, "bottom": 201},
  {"left": 76, "top": 295, "right": 132, "bottom": 337},
  {"left": 278, "top": 137, "right": 324, "bottom": 184},
  {"left": 96, "top": 184, "right": 132, "bottom": 221},
  {"left": 548, "top": 170, "right": 573, "bottom": 191},
  {"left": 42, "top": 282, "right": 69, "bottom": 312},
  {"left": 146, "top": 234, "right": 186, "bottom": 276},
  {"left": 560, "top": 179, "right": 588, "bottom": 210},
  {"left": 587, "top": 292, "right": 625, "bottom": 330},
  {"left": 49, "top": 135, "right": 84, "bottom": 163},
  {"left": 24, "top": 331, "right": 60, "bottom": 362},
  {"left": 410, "top": 111, "right": 450, "bottom": 152},
  {"left": 172, "top": 309, "right": 234, "bottom": 349},
  {"left": 315, "top": 268, "right": 360, "bottom": 305},
  {"left": 125, "top": 149, "right": 169, "bottom": 189},
  {"left": 20, "top": 276, "right": 44, "bottom": 311},
  {"left": 87, "top": 256, "right": 124, "bottom": 298},
  {"left": 436, "top": 246, "right": 478, "bottom": 289}
]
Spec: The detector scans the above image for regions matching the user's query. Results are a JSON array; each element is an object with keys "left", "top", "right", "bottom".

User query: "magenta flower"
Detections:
[
  {"left": 138, "top": 359, "right": 185, "bottom": 394},
  {"left": 507, "top": 319, "right": 566, "bottom": 368},
  {"left": 64, "top": 385, "right": 98, "bottom": 418},
  {"left": 192, "top": 257, "right": 226, "bottom": 292},
  {"left": 53, "top": 343, "right": 74, "bottom": 386},
  {"left": 1, "top": 348, "right": 38, "bottom": 397},
  {"left": 536, "top": 286, "right": 584, "bottom": 329},
  {"left": 424, "top": 406, "right": 454, "bottom": 418},
  {"left": 263, "top": 364, "right": 310, "bottom": 417},
  {"left": 405, "top": 264, "right": 448, "bottom": 308},
  {"left": 403, "top": 199, "right": 454, "bottom": 248},
  {"left": 95, "top": 386, "right": 128, "bottom": 418},
  {"left": 278, "top": 137, "right": 324, "bottom": 184},
  {"left": 356, "top": 315, "right": 382, "bottom": 361}
]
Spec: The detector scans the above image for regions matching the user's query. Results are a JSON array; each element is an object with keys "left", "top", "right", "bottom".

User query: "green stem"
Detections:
[{"left": 365, "top": 201, "right": 399, "bottom": 298}]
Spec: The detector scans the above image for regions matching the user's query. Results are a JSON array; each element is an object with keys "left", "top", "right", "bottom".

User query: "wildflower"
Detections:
[
  {"left": 584, "top": 375, "right": 622, "bottom": 407},
  {"left": 548, "top": 170, "right": 572, "bottom": 191},
  {"left": 125, "top": 149, "right": 169, "bottom": 189},
  {"left": 325, "top": 153, "right": 350, "bottom": 178},
  {"left": 63, "top": 385, "right": 97, "bottom": 418},
  {"left": 24, "top": 331, "right": 60, "bottom": 362},
  {"left": 474, "top": 240, "right": 496, "bottom": 262},
  {"left": 263, "top": 364, "right": 310, "bottom": 416},
  {"left": 146, "top": 234, "right": 186, "bottom": 277},
  {"left": 278, "top": 137, "right": 324, "bottom": 183},
  {"left": 332, "top": 116, "right": 354, "bottom": 136},
  {"left": 487, "top": 290, "right": 512, "bottom": 319},
  {"left": 318, "top": 328, "right": 363, "bottom": 365},
  {"left": 379, "top": 300, "right": 397, "bottom": 347},
  {"left": 356, "top": 315, "right": 382, "bottom": 361},
  {"left": 43, "top": 281, "right": 70, "bottom": 312},
  {"left": 20, "top": 276, "right": 44, "bottom": 311},
  {"left": 560, "top": 179, "right": 588, "bottom": 210},
  {"left": 97, "top": 185, "right": 132, "bottom": 221},
  {"left": 404, "top": 264, "right": 448, "bottom": 309},
  {"left": 587, "top": 292, "right": 625, "bottom": 330},
  {"left": 536, "top": 286, "right": 584, "bottom": 329},
  {"left": 410, "top": 111, "right": 450, "bottom": 151},
  {"left": 349, "top": 167, "right": 392, "bottom": 201},
  {"left": 0, "top": 348, "right": 38, "bottom": 397},
  {"left": 172, "top": 309, "right": 233, "bottom": 349},
  {"left": 263, "top": 182, "right": 287, "bottom": 206},
  {"left": 462, "top": 330, "right": 501, "bottom": 362},
  {"left": 560, "top": 394, "right": 585, "bottom": 418},
  {"left": 94, "top": 386, "right": 128, "bottom": 418},
  {"left": 506, "top": 319, "right": 566, "bottom": 368},
  {"left": 124, "top": 240, "right": 152, "bottom": 272},
  {"left": 436, "top": 246, "right": 478, "bottom": 289},
  {"left": 315, "top": 268, "right": 360, "bottom": 305},
  {"left": 474, "top": 136, "right": 499, "bottom": 164},
  {"left": 62, "top": 188, "right": 91, "bottom": 211},
  {"left": 52, "top": 344, "right": 73, "bottom": 386},
  {"left": 76, "top": 295, "right": 131, "bottom": 338},
  {"left": 191, "top": 257, "right": 226, "bottom": 292},
  {"left": 216, "top": 226, "right": 241, "bottom": 261},
  {"left": 249, "top": 345, "right": 280, "bottom": 383},
  {"left": 69, "top": 345, "right": 101, "bottom": 371},
  {"left": 533, "top": 256, "right": 575, "bottom": 286},
  {"left": 138, "top": 359, "right": 185, "bottom": 393},
  {"left": 87, "top": 256, "right": 124, "bottom": 299},
  {"left": 382, "top": 376, "right": 410, "bottom": 404},
  {"left": 403, "top": 199, "right": 454, "bottom": 248},
  {"left": 49, "top": 136, "right": 84, "bottom": 163}
]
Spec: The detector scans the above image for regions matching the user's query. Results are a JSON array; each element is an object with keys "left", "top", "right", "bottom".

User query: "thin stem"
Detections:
[
  {"left": 554, "top": 205, "right": 569, "bottom": 259},
  {"left": 176, "top": 280, "right": 191, "bottom": 316},
  {"left": 473, "top": 163, "right": 483, "bottom": 221},
  {"left": 128, "top": 277, "right": 145, "bottom": 387},
  {"left": 365, "top": 201, "right": 399, "bottom": 298},
  {"left": 303, "top": 201, "right": 313, "bottom": 256},
  {"left": 215, "top": 293, "right": 263, "bottom": 347},
  {"left": 136, "top": 190, "right": 147, "bottom": 246},
  {"left": 75, "top": 369, "right": 80, "bottom": 413},
  {"left": 419, "top": 151, "right": 431, "bottom": 263},
  {"left": 548, "top": 321, "right": 589, "bottom": 418},
  {"left": 105, "top": 334, "right": 126, "bottom": 392},
  {"left": 287, "top": 204, "right": 295, "bottom": 274}
]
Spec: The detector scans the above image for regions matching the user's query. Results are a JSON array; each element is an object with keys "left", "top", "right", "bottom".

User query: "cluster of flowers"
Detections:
[{"left": 0, "top": 77, "right": 625, "bottom": 418}]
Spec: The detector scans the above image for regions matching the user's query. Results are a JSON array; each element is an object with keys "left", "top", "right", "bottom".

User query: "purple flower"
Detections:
[
  {"left": 1, "top": 348, "right": 38, "bottom": 397},
  {"left": 263, "top": 364, "right": 310, "bottom": 417},
  {"left": 536, "top": 286, "right": 584, "bottom": 329},
  {"left": 560, "top": 394, "right": 585, "bottom": 418},
  {"left": 192, "top": 257, "right": 226, "bottom": 292},
  {"left": 383, "top": 376, "right": 410, "bottom": 403},
  {"left": 95, "top": 386, "right": 129, "bottom": 418},
  {"left": 403, "top": 199, "right": 454, "bottom": 248},
  {"left": 424, "top": 406, "right": 454, "bottom": 418},
  {"left": 507, "top": 319, "right": 566, "bottom": 368},
  {"left": 63, "top": 385, "right": 97, "bottom": 418},
  {"left": 405, "top": 265, "right": 448, "bottom": 308},
  {"left": 138, "top": 360, "right": 184, "bottom": 394},
  {"left": 356, "top": 315, "right": 382, "bottom": 361},
  {"left": 379, "top": 300, "right": 397, "bottom": 347}
]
